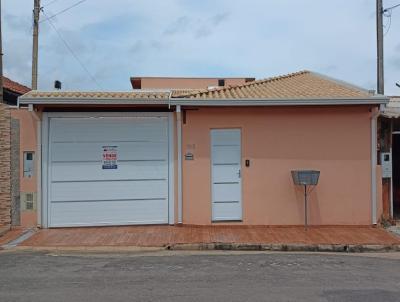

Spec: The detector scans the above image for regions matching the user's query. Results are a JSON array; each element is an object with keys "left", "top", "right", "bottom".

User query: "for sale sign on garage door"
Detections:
[{"left": 102, "top": 146, "right": 118, "bottom": 169}]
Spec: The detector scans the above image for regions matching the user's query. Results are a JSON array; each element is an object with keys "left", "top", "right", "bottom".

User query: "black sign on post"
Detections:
[{"left": 291, "top": 170, "right": 320, "bottom": 230}]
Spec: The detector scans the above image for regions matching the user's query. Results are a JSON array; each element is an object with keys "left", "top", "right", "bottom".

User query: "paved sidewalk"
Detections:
[
  {"left": 0, "top": 228, "right": 32, "bottom": 247},
  {"left": 18, "top": 225, "right": 400, "bottom": 249},
  {"left": 387, "top": 225, "right": 400, "bottom": 237}
]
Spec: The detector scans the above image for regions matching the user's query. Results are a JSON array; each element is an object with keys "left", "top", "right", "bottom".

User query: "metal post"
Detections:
[
  {"left": 376, "top": 0, "right": 384, "bottom": 95},
  {"left": 32, "top": 0, "right": 40, "bottom": 90},
  {"left": 371, "top": 109, "right": 378, "bottom": 225},
  {"left": 304, "top": 184, "right": 308, "bottom": 230}
]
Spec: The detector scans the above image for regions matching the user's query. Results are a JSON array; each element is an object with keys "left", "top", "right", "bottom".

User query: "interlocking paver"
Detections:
[{"left": 17, "top": 225, "right": 400, "bottom": 248}]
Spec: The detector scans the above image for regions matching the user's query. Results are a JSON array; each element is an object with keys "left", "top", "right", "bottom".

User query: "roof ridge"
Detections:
[
  {"left": 20, "top": 90, "right": 171, "bottom": 100},
  {"left": 307, "top": 71, "right": 370, "bottom": 94},
  {"left": 173, "top": 70, "right": 310, "bottom": 98},
  {"left": 24, "top": 90, "right": 170, "bottom": 93}
]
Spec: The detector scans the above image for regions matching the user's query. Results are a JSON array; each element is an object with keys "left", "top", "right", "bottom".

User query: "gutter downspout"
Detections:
[
  {"left": 371, "top": 106, "right": 380, "bottom": 225},
  {"left": 176, "top": 105, "right": 183, "bottom": 224},
  {"left": 28, "top": 103, "right": 42, "bottom": 228},
  {"left": 390, "top": 120, "right": 394, "bottom": 218}
]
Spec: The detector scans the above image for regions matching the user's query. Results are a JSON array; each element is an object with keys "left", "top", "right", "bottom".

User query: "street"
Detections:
[{"left": 0, "top": 250, "right": 400, "bottom": 302}]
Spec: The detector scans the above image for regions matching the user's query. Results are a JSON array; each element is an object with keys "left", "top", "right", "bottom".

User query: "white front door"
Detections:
[{"left": 211, "top": 129, "right": 242, "bottom": 221}]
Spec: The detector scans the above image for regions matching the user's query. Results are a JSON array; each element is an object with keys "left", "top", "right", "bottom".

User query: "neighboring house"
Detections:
[
  {"left": 2, "top": 76, "right": 36, "bottom": 228},
  {"left": 3, "top": 76, "right": 31, "bottom": 105},
  {"left": 19, "top": 71, "right": 388, "bottom": 228},
  {"left": 379, "top": 96, "right": 400, "bottom": 220},
  {"left": 130, "top": 76, "right": 255, "bottom": 90}
]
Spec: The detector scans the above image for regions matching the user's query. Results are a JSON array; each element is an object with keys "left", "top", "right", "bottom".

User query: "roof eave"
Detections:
[
  {"left": 170, "top": 96, "right": 389, "bottom": 106},
  {"left": 18, "top": 96, "right": 389, "bottom": 107},
  {"left": 18, "top": 97, "right": 169, "bottom": 105}
]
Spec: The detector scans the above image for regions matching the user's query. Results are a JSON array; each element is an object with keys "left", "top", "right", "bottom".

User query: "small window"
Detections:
[
  {"left": 218, "top": 79, "right": 225, "bottom": 87},
  {"left": 23, "top": 152, "right": 35, "bottom": 178}
]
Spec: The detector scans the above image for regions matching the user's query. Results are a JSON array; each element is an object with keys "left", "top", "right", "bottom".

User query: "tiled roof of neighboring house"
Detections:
[
  {"left": 173, "top": 71, "right": 372, "bottom": 99},
  {"left": 382, "top": 96, "right": 400, "bottom": 118},
  {"left": 385, "top": 96, "right": 400, "bottom": 108},
  {"left": 20, "top": 90, "right": 170, "bottom": 100},
  {"left": 3, "top": 76, "right": 31, "bottom": 95}
]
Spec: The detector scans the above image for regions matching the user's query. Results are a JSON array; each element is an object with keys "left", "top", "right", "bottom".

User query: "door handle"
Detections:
[{"left": 238, "top": 169, "right": 241, "bottom": 178}]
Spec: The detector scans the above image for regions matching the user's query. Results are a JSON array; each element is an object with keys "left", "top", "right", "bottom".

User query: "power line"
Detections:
[
  {"left": 382, "top": 2, "right": 400, "bottom": 36},
  {"left": 41, "top": 9, "right": 102, "bottom": 89},
  {"left": 40, "top": 0, "right": 88, "bottom": 23},
  {"left": 383, "top": 9, "right": 392, "bottom": 36},
  {"left": 383, "top": 3, "right": 400, "bottom": 13},
  {"left": 42, "top": 0, "right": 62, "bottom": 7}
]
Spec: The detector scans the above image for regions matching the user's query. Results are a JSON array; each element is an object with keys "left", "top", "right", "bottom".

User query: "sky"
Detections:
[{"left": 2, "top": 0, "right": 400, "bottom": 94}]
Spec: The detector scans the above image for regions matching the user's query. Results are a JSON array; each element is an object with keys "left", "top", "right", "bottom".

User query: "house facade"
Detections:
[
  {"left": 2, "top": 77, "right": 36, "bottom": 228},
  {"left": 379, "top": 96, "right": 400, "bottom": 221},
  {"left": 19, "top": 71, "right": 388, "bottom": 228},
  {"left": 130, "top": 76, "right": 255, "bottom": 90}
]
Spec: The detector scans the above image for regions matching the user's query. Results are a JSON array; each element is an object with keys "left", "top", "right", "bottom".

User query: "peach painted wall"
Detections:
[
  {"left": 182, "top": 106, "right": 374, "bottom": 226},
  {"left": 10, "top": 107, "right": 37, "bottom": 227},
  {"left": 10, "top": 108, "right": 37, "bottom": 193},
  {"left": 138, "top": 78, "right": 251, "bottom": 89}
]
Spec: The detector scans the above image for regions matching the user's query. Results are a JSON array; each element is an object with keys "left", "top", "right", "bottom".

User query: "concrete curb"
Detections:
[
  {"left": 7, "top": 246, "right": 167, "bottom": 253},
  {"left": 168, "top": 243, "right": 400, "bottom": 253},
  {"left": 3, "top": 242, "right": 400, "bottom": 254}
]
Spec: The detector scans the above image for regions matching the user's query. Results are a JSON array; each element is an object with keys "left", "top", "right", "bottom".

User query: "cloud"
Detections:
[
  {"left": 195, "top": 27, "right": 212, "bottom": 39},
  {"left": 164, "top": 12, "right": 230, "bottom": 39},
  {"left": 389, "top": 57, "right": 400, "bottom": 70},
  {"left": 2, "top": 0, "right": 400, "bottom": 94},
  {"left": 130, "top": 41, "right": 145, "bottom": 54},
  {"left": 210, "top": 12, "right": 230, "bottom": 26},
  {"left": 4, "top": 14, "right": 31, "bottom": 32},
  {"left": 319, "top": 65, "right": 338, "bottom": 73},
  {"left": 164, "top": 16, "right": 191, "bottom": 35}
]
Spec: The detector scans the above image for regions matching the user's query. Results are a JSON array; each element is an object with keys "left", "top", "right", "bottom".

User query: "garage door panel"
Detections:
[
  {"left": 50, "top": 180, "right": 168, "bottom": 202},
  {"left": 51, "top": 161, "right": 168, "bottom": 182},
  {"left": 50, "top": 199, "right": 169, "bottom": 227},
  {"left": 51, "top": 118, "right": 168, "bottom": 143},
  {"left": 51, "top": 142, "right": 167, "bottom": 162},
  {"left": 47, "top": 115, "right": 170, "bottom": 227}
]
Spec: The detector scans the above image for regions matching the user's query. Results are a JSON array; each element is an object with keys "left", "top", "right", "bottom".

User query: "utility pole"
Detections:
[
  {"left": 0, "top": 0, "right": 4, "bottom": 103},
  {"left": 377, "top": 0, "right": 384, "bottom": 95},
  {"left": 32, "top": 0, "right": 40, "bottom": 90}
]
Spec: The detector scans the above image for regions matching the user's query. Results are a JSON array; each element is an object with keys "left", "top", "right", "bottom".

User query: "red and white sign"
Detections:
[{"left": 102, "top": 146, "right": 118, "bottom": 169}]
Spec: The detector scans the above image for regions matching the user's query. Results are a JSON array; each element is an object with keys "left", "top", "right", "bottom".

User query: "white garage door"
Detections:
[{"left": 46, "top": 114, "right": 170, "bottom": 227}]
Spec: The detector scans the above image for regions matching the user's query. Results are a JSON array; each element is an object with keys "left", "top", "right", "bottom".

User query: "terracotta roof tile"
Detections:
[
  {"left": 170, "top": 89, "right": 203, "bottom": 97},
  {"left": 20, "top": 90, "right": 170, "bottom": 100},
  {"left": 3, "top": 76, "right": 31, "bottom": 95},
  {"left": 173, "top": 71, "right": 372, "bottom": 99}
]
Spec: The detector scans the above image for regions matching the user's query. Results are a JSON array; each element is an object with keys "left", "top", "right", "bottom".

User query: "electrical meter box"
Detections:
[{"left": 381, "top": 152, "right": 392, "bottom": 178}]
